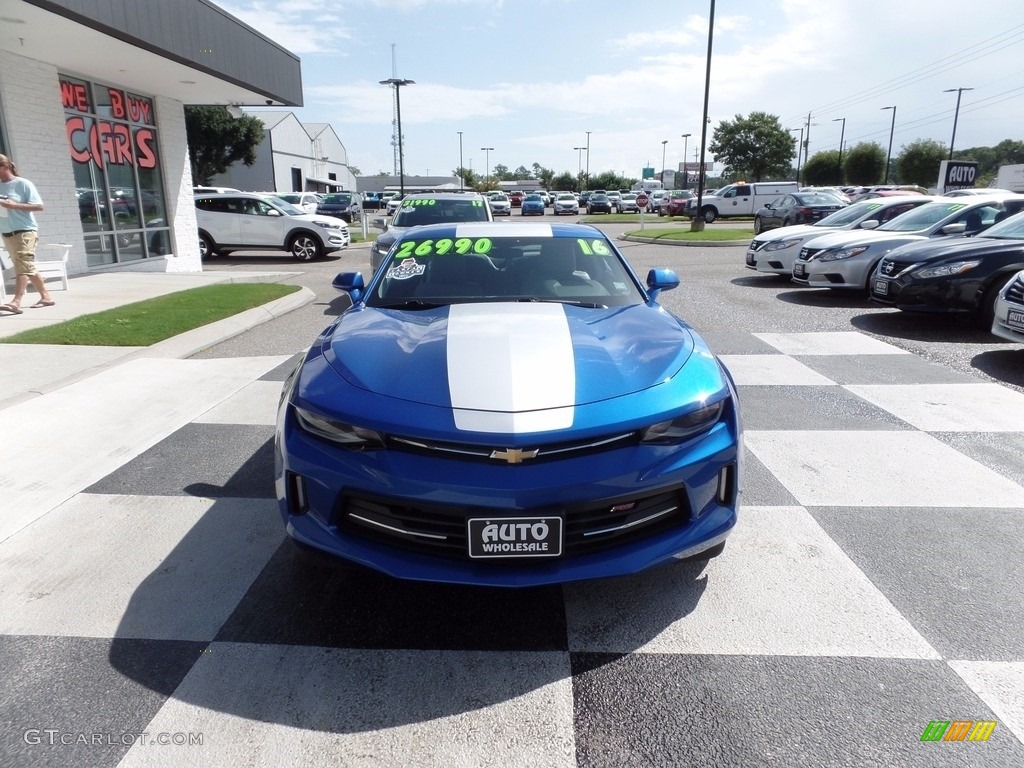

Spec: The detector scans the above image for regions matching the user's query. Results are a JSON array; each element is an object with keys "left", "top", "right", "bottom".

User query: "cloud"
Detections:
[{"left": 216, "top": 0, "right": 352, "bottom": 54}]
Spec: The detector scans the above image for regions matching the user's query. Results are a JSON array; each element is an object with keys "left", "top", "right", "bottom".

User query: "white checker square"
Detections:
[
  {"left": 564, "top": 506, "right": 939, "bottom": 658},
  {"left": 744, "top": 431, "right": 1024, "bottom": 507},
  {"left": 193, "top": 380, "right": 284, "bottom": 425},
  {"left": 845, "top": 383, "right": 1024, "bottom": 432},
  {"left": 119, "top": 645, "right": 577, "bottom": 768},
  {"left": 719, "top": 354, "right": 835, "bottom": 386},
  {"left": 0, "top": 494, "right": 282, "bottom": 640},
  {"left": 949, "top": 661, "right": 1024, "bottom": 744},
  {"left": 754, "top": 332, "right": 910, "bottom": 356}
]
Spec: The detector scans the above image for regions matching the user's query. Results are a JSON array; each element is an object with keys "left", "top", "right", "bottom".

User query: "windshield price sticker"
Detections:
[
  {"left": 402, "top": 198, "right": 483, "bottom": 207},
  {"left": 576, "top": 238, "right": 611, "bottom": 256},
  {"left": 395, "top": 237, "right": 493, "bottom": 259},
  {"left": 467, "top": 516, "right": 563, "bottom": 558}
]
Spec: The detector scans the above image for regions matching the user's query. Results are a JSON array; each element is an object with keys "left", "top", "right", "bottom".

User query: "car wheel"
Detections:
[
  {"left": 753, "top": 217, "right": 763, "bottom": 235},
  {"left": 290, "top": 232, "right": 323, "bottom": 261},
  {"left": 702, "top": 207, "right": 717, "bottom": 224},
  {"left": 199, "top": 232, "right": 215, "bottom": 260},
  {"left": 782, "top": 218, "right": 791, "bottom": 227}
]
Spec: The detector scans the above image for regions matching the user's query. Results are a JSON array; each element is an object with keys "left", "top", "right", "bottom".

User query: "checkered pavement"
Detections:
[{"left": 1, "top": 331, "right": 1023, "bottom": 767}]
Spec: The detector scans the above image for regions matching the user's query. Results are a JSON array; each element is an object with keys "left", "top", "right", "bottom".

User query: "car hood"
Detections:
[
  {"left": 291, "top": 212, "right": 346, "bottom": 227},
  {"left": 323, "top": 302, "right": 701, "bottom": 414},
  {"left": 802, "top": 228, "right": 925, "bottom": 251},
  {"left": 754, "top": 224, "right": 822, "bottom": 242},
  {"left": 885, "top": 234, "right": 1024, "bottom": 266}
]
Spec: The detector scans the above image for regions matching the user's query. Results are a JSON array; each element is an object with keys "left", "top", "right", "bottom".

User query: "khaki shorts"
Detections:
[{"left": 1, "top": 230, "right": 39, "bottom": 276}]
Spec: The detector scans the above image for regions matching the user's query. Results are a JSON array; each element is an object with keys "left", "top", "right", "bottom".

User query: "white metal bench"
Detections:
[{"left": 1, "top": 242, "right": 70, "bottom": 303}]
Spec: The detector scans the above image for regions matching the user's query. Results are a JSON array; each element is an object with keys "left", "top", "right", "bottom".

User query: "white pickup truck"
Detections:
[{"left": 688, "top": 181, "right": 799, "bottom": 223}]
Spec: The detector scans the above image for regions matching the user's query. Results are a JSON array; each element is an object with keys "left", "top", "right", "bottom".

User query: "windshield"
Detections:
[
  {"left": 814, "top": 200, "right": 884, "bottom": 226},
  {"left": 263, "top": 196, "right": 304, "bottom": 216},
  {"left": 323, "top": 194, "right": 352, "bottom": 204},
  {"left": 876, "top": 201, "right": 972, "bottom": 232},
  {"left": 977, "top": 210, "right": 1024, "bottom": 240},
  {"left": 391, "top": 198, "right": 491, "bottom": 227},
  {"left": 368, "top": 233, "right": 644, "bottom": 308}
]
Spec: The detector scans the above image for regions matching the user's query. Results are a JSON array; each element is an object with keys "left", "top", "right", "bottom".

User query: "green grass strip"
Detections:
[
  {"left": 624, "top": 228, "right": 754, "bottom": 241},
  {"left": 0, "top": 282, "right": 301, "bottom": 346}
]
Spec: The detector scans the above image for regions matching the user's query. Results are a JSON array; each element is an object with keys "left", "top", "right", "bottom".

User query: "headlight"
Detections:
[
  {"left": 763, "top": 239, "right": 803, "bottom": 252},
  {"left": 293, "top": 405, "right": 385, "bottom": 450},
  {"left": 819, "top": 246, "right": 869, "bottom": 262},
  {"left": 641, "top": 400, "right": 725, "bottom": 444},
  {"left": 914, "top": 260, "right": 981, "bottom": 279},
  {"left": 314, "top": 220, "right": 342, "bottom": 230}
]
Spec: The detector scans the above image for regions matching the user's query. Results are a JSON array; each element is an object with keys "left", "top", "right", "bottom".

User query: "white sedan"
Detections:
[
  {"left": 553, "top": 192, "right": 580, "bottom": 215},
  {"left": 991, "top": 269, "right": 1024, "bottom": 343}
]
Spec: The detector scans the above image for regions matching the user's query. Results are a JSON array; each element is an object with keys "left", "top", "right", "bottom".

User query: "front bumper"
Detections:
[{"left": 276, "top": 405, "right": 740, "bottom": 587}]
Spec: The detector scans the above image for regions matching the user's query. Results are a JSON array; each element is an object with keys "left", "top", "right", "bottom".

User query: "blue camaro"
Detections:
[{"left": 275, "top": 222, "right": 741, "bottom": 586}]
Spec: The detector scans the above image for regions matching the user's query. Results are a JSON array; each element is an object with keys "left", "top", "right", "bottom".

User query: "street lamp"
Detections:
[
  {"left": 832, "top": 117, "right": 846, "bottom": 183},
  {"left": 944, "top": 87, "right": 973, "bottom": 160},
  {"left": 457, "top": 131, "right": 464, "bottom": 191},
  {"left": 574, "top": 147, "right": 586, "bottom": 192},
  {"left": 480, "top": 147, "right": 493, "bottom": 190},
  {"left": 379, "top": 77, "right": 415, "bottom": 196},
  {"left": 660, "top": 140, "right": 668, "bottom": 184},
  {"left": 681, "top": 133, "right": 691, "bottom": 189},
  {"left": 585, "top": 131, "right": 591, "bottom": 190},
  {"left": 789, "top": 127, "right": 804, "bottom": 184},
  {"left": 880, "top": 106, "right": 896, "bottom": 184}
]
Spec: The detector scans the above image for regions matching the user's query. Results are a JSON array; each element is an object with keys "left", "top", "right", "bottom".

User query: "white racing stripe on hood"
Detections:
[{"left": 447, "top": 302, "right": 574, "bottom": 433}]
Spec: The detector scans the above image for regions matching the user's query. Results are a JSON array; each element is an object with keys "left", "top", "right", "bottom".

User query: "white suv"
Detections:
[{"left": 194, "top": 192, "right": 349, "bottom": 260}]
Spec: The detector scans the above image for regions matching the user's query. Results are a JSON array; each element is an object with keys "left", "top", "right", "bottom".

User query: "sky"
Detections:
[{"left": 218, "top": 0, "right": 1024, "bottom": 182}]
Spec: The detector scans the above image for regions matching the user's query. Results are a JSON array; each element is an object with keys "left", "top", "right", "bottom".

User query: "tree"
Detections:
[
  {"left": 348, "top": 166, "right": 361, "bottom": 176},
  {"left": 184, "top": 106, "right": 265, "bottom": 185},
  {"left": 453, "top": 167, "right": 479, "bottom": 189},
  {"left": 532, "top": 163, "right": 555, "bottom": 190},
  {"left": 708, "top": 112, "right": 793, "bottom": 182},
  {"left": 843, "top": 142, "right": 886, "bottom": 185},
  {"left": 513, "top": 165, "right": 533, "bottom": 180},
  {"left": 550, "top": 171, "right": 577, "bottom": 191},
  {"left": 897, "top": 139, "right": 948, "bottom": 187},
  {"left": 491, "top": 163, "right": 512, "bottom": 181},
  {"left": 802, "top": 151, "right": 841, "bottom": 186}
]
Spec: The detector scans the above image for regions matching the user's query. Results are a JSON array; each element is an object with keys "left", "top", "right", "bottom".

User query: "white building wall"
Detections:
[
  {"left": 0, "top": 51, "right": 85, "bottom": 274},
  {"left": 0, "top": 51, "right": 202, "bottom": 275}
]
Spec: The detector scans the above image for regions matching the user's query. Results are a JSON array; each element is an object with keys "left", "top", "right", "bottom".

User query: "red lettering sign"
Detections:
[
  {"left": 109, "top": 88, "right": 126, "bottom": 119},
  {"left": 60, "top": 80, "right": 90, "bottom": 112},
  {"left": 66, "top": 117, "right": 157, "bottom": 170},
  {"left": 135, "top": 128, "right": 157, "bottom": 169}
]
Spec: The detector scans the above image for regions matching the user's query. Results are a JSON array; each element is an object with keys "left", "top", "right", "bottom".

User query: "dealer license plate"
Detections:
[
  {"left": 1008, "top": 309, "right": 1024, "bottom": 330},
  {"left": 874, "top": 279, "right": 889, "bottom": 296},
  {"left": 467, "top": 516, "right": 563, "bottom": 559},
  {"left": 794, "top": 263, "right": 806, "bottom": 277},
  {"left": 746, "top": 252, "right": 756, "bottom": 266}
]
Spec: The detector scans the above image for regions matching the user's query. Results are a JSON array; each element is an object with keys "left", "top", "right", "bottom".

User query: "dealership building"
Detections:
[{"left": 0, "top": 0, "right": 302, "bottom": 276}]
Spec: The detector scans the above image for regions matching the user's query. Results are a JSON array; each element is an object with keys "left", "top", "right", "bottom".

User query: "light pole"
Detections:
[
  {"left": 832, "top": 117, "right": 846, "bottom": 183},
  {"left": 574, "top": 147, "right": 586, "bottom": 192},
  {"left": 660, "top": 140, "right": 668, "bottom": 185},
  {"left": 789, "top": 127, "right": 804, "bottom": 184},
  {"left": 944, "top": 87, "right": 973, "bottom": 160},
  {"left": 880, "top": 106, "right": 896, "bottom": 184},
  {"left": 680, "top": 133, "right": 691, "bottom": 189},
  {"left": 585, "top": 131, "right": 591, "bottom": 190},
  {"left": 480, "top": 147, "right": 493, "bottom": 190},
  {"left": 379, "top": 77, "right": 415, "bottom": 196},
  {"left": 457, "top": 131, "right": 464, "bottom": 191},
  {"left": 691, "top": 0, "right": 715, "bottom": 232}
]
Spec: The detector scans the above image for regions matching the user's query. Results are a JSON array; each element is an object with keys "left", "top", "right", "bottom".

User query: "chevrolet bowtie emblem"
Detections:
[{"left": 490, "top": 447, "right": 540, "bottom": 464}]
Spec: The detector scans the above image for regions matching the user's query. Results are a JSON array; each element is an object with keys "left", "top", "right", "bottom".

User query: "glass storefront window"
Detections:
[{"left": 60, "top": 75, "right": 169, "bottom": 267}]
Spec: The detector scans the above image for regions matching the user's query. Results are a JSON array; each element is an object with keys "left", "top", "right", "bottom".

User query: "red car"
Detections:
[
  {"left": 509, "top": 191, "right": 524, "bottom": 207},
  {"left": 658, "top": 189, "right": 696, "bottom": 217}
]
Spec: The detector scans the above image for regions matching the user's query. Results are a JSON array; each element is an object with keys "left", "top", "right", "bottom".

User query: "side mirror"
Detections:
[
  {"left": 267, "top": 208, "right": 282, "bottom": 216},
  {"left": 859, "top": 220, "right": 879, "bottom": 230},
  {"left": 332, "top": 271, "right": 365, "bottom": 303},
  {"left": 941, "top": 222, "right": 967, "bottom": 235},
  {"left": 646, "top": 268, "right": 680, "bottom": 301}
]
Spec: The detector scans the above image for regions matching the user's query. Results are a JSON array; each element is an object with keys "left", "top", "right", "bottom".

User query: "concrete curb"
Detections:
[
  {"left": 619, "top": 234, "right": 749, "bottom": 247},
  {"left": 0, "top": 286, "right": 316, "bottom": 410}
]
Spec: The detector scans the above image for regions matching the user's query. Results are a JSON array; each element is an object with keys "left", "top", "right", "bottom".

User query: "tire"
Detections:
[
  {"left": 702, "top": 207, "right": 717, "bottom": 224},
  {"left": 289, "top": 232, "right": 323, "bottom": 261},
  {"left": 753, "top": 217, "right": 763, "bottom": 235},
  {"left": 198, "top": 232, "right": 215, "bottom": 260},
  {"left": 782, "top": 218, "right": 791, "bottom": 227}
]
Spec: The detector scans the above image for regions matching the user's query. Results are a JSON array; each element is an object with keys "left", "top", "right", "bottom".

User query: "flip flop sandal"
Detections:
[
  {"left": 0, "top": 304, "right": 23, "bottom": 314},
  {"left": 31, "top": 300, "right": 56, "bottom": 308}
]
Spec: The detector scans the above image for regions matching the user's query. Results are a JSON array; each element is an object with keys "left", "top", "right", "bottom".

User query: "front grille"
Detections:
[
  {"left": 337, "top": 487, "right": 691, "bottom": 560},
  {"left": 388, "top": 430, "right": 640, "bottom": 464},
  {"left": 799, "top": 246, "right": 824, "bottom": 261},
  {"left": 1006, "top": 274, "right": 1024, "bottom": 306},
  {"left": 749, "top": 238, "right": 767, "bottom": 252}
]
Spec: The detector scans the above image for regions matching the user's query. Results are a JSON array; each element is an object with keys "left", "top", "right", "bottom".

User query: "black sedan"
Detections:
[
  {"left": 586, "top": 193, "right": 613, "bottom": 214},
  {"left": 753, "top": 192, "right": 847, "bottom": 234},
  {"left": 316, "top": 192, "right": 362, "bottom": 223},
  {"left": 869, "top": 210, "right": 1024, "bottom": 326}
]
